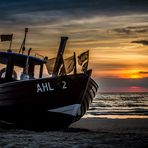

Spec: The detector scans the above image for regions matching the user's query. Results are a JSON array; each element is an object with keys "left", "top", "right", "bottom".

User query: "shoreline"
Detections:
[
  {"left": 83, "top": 114, "right": 148, "bottom": 119},
  {"left": 70, "top": 116, "right": 148, "bottom": 133}
]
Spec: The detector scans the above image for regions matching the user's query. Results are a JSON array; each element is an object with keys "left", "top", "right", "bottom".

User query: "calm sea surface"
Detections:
[{"left": 87, "top": 92, "right": 148, "bottom": 117}]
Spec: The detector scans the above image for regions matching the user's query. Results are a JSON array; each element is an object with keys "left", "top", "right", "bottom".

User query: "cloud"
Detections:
[
  {"left": 0, "top": 0, "right": 148, "bottom": 22},
  {"left": 139, "top": 71, "right": 148, "bottom": 74},
  {"left": 131, "top": 40, "right": 148, "bottom": 46},
  {"left": 1, "top": 0, "right": 148, "bottom": 12},
  {"left": 91, "top": 63, "right": 130, "bottom": 70},
  {"left": 111, "top": 26, "right": 148, "bottom": 35},
  {"left": 127, "top": 26, "right": 148, "bottom": 33},
  {"left": 0, "top": 1, "right": 148, "bottom": 36},
  {"left": 113, "top": 28, "right": 131, "bottom": 35}
]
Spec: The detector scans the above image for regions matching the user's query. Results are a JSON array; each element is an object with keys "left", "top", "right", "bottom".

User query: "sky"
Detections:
[{"left": 0, "top": 0, "right": 148, "bottom": 92}]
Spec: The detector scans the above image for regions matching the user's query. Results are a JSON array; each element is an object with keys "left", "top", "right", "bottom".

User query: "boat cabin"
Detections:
[{"left": 0, "top": 51, "right": 46, "bottom": 83}]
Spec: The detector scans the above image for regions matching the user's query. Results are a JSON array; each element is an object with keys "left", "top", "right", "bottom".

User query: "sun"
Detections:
[
  {"left": 130, "top": 73, "right": 142, "bottom": 79},
  {"left": 119, "top": 69, "right": 143, "bottom": 79}
]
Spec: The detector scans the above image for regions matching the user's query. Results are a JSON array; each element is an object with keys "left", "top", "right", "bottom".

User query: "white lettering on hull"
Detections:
[
  {"left": 37, "top": 81, "right": 67, "bottom": 93},
  {"left": 37, "top": 83, "right": 43, "bottom": 93},
  {"left": 62, "top": 81, "right": 67, "bottom": 89}
]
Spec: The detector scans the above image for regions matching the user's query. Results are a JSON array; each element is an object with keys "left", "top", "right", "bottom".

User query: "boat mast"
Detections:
[
  {"left": 9, "top": 34, "right": 13, "bottom": 51},
  {"left": 24, "top": 48, "right": 32, "bottom": 75},
  {"left": 19, "top": 28, "right": 28, "bottom": 54},
  {"left": 74, "top": 52, "right": 77, "bottom": 74},
  {"left": 53, "top": 37, "right": 68, "bottom": 75}
]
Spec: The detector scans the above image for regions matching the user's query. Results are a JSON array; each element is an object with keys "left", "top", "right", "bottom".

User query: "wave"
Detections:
[{"left": 87, "top": 92, "right": 148, "bottom": 116}]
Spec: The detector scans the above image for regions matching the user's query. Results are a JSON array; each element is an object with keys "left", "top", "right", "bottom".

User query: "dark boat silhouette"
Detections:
[{"left": 0, "top": 29, "right": 98, "bottom": 129}]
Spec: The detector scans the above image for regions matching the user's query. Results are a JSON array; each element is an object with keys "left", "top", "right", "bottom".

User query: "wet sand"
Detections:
[
  {"left": 0, "top": 117, "right": 148, "bottom": 148},
  {"left": 71, "top": 117, "right": 148, "bottom": 132}
]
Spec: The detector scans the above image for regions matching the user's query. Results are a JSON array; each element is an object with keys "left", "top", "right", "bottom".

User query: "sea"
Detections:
[{"left": 86, "top": 92, "right": 148, "bottom": 118}]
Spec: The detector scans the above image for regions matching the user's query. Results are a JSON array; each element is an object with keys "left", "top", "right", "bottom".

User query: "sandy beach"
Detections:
[
  {"left": 0, "top": 117, "right": 148, "bottom": 148},
  {"left": 71, "top": 116, "right": 148, "bottom": 132}
]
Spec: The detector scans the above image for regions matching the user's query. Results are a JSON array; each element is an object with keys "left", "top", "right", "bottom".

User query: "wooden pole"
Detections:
[
  {"left": 39, "top": 64, "right": 43, "bottom": 78},
  {"left": 19, "top": 28, "right": 28, "bottom": 53},
  {"left": 53, "top": 37, "right": 68, "bottom": 75},
  {"left": 9, "top": 34, "right": 13, "bottom": 50},
  {"left": 74, "top": 52, "right": 77, "bottom": 74}
]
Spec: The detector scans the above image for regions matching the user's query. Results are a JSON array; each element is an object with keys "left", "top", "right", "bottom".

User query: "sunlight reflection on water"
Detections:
[{"left": 86, "top": 92, "right": 148, "bottom": 118}]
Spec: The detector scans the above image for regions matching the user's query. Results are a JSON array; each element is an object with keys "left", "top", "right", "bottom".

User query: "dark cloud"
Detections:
[
  {"left": 131, "top": 40, "right": 148, "bottom": 46},
  {"left": 0, "top": 0, "right": 148, "bottom": 31},
  {"left": 0, "top": 0, "right": 148, "bottom": 21},
  {"left": 1, "top": 0, "right": 148, "bottom": 12},
  {"left": 113, "top": 28, "right": 131, "bottom": 35},
  {"left": 127, "top": 26, "right": 148, "bottom": 33},
  {"left": 139, "top": 71, "right": 148, "bottom": 74},
  {"left": 112, "top": 26, "right": 148, "bottom": 35}
]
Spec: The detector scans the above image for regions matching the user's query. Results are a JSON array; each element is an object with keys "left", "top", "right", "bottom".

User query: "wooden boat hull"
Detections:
[{"left": 0, "top": 71, "right": 98, "bottom": 129}]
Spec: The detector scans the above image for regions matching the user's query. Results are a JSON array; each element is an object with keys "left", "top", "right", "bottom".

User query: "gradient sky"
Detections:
[{"left": 0, "top": 0, "right": 148, "bottom": 92}]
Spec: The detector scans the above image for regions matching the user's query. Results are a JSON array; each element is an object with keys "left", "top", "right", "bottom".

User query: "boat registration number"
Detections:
[{"left": 37, "top": 81, "right": 67, "bottom": 93}]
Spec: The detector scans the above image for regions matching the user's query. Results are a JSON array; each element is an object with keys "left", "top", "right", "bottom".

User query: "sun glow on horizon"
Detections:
[
  {"left": 130, "top": 73, "right": 142, "bottom": 79},
  {"left": 117, "top": 69, "right": 146, "bottom": 79},
  {"left": 128, "top": 86, "right": 147, "bottom": 92}
]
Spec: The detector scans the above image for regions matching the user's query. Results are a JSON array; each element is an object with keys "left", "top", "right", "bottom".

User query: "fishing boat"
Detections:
[{"left": 0, "top": 29, "right": 98, "bottom": 129}]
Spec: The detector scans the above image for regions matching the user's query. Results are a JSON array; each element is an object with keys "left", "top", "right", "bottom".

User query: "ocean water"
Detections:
[{"left": 87, "top": 92, "right": 148, "bottom": 118}]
